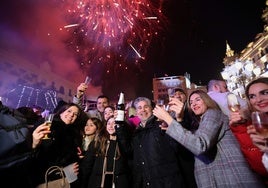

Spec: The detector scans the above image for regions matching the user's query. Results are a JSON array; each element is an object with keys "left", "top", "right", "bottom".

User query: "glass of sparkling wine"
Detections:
[
  {"left": 168, "top": 88, "right": 176, "bottom": 100},
  {"left": 84, "top": 76, "right": 91, "bottom": 85},
  {"left": 157, "top": 99, "right": 164, "bottom": 108},
  {"left": 227, "top": 93, "right": 240, "bottom": 112},
  {"left": 166, "top": 88, "right": 176, "bottom": 111},
  {"left": 43, "top": 113, "right": 54, "bottom": 139},
  {"left": 251, "top": 112, "right": 268, "bottom": 139}
]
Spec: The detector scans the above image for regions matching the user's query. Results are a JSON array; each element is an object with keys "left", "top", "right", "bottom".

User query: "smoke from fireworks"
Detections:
[
  {"left": 0, "top": 0, "right": 170, "bottom": 101},
  {"left": 60, "top": 0, "right": 168, "bottom": 75}
]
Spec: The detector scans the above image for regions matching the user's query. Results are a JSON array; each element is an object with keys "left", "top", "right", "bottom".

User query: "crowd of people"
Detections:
[{"left": 2, "top": 76, "right": 268, "bottom": 188}]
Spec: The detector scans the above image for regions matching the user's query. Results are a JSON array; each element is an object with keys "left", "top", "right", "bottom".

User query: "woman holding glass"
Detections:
[
  {"left": 31, "top": 102, "right": 84, "bottom": 188},
  {"left": 245, "top": 77, "right": 268, "bottom": 175},
  {"left": 229, "top": 77, "right": 268, "bottom": 185},
  {"left": 153, "top": 89, "right": 266, "bottom": 187}
]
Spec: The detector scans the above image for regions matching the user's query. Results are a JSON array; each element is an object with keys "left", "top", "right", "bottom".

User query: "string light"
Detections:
[{"left": 7, "top": 85, "right": 58, "bottom": 112}]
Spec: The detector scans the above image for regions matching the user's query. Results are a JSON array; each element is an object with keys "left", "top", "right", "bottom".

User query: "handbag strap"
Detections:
[
  {"left": 100, "top": 141, "right": 117, "bottom": 188},
  {"left": 101, "top": 141, "right": 110, "bottom": 188},
  {"left": 44, "top": 166, "right": 66, "bottom": 188}
]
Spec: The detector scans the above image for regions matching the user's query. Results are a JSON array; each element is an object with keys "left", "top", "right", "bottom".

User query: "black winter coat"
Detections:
[
  {"left": 116, "top": 115, "right": 186, "bottom": 188},
  {"left": 30, "top": 117, "right": 82, "bottom": 187},
  {"left": 79, "top": 140, "right": 131, "bottom": 188}
]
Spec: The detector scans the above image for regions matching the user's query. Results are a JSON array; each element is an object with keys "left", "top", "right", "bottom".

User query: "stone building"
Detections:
[{"left": 221, "top": 1, "right": 268, "bottom": 98}]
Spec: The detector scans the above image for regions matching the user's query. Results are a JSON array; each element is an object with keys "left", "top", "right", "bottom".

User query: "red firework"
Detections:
[{"left": 61, "top": 0, "right": 168, "bottom": 72}]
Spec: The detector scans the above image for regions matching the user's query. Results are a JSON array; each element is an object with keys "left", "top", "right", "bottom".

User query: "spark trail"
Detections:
[{"left": 61, "top": 0, "right": 168, "bottom": 73}]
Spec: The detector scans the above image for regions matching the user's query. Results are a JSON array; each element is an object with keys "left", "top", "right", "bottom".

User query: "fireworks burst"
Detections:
[{"left": 60, "top": 0, "right": 168, "bottom": 75}]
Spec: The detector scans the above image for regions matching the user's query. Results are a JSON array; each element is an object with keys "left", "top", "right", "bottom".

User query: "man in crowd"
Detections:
[
  {"left": 73, "top": 82, "right": 109, "bottom": 122},
  {"left": 207, "top": 79, "right": 248, "bottom": 117},
  {"left": 116, "top": 97, "right": 196, "bottom": 188}
]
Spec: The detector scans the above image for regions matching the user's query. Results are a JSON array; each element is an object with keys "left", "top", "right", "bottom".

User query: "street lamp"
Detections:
[{"left": 221, "top": 59, "right": 261, "bottom": 98}]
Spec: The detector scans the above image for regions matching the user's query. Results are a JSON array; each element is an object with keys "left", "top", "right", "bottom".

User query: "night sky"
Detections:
[
  {"left": 153, "top": 0, "right": 266, "bottom": 84},
  {"left": 0, "top": 0, "right": 266, "bottom": 100}
]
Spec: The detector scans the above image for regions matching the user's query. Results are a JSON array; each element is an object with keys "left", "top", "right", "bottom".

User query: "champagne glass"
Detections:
[
  {"left": 156, "top": 99, "right": 168, "bottom": 127},
  {"left": 82, "top": 76, "right": 91, "bottom": 110},
  {"left": 157, "top": 99, "right": 169, "bottom": 111},
  {"left": 156, "top": 99, "right": 164, "bottom": 108},
  {"left": 84, "top": 76, "right": 91, "bottom": 85},
  {"left": 79, "top": 76, "right": 91, "bottom": 94},
  {"left": 168, "top": 88, "right": 176, "bottom": 100},
  {"left": 43, "top": 113, "right": 54, "bottom": 139},
  {"left": 166, "top": 88, "right": 176, "bottom": 111},
  {"left": 227, "top": 93, "right": 240, "bottom": 112},
  {"left": 251, "top": 112, "right": 268, "bottom": 138}
]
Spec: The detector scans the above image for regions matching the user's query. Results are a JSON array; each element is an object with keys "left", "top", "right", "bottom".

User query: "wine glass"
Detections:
[
  {"left": 156, "top": 99, "right": 164, "bottom": 108},
  {"left": 43, "top": 113, "right": 54, "bottom": 139},
  {"left": 156, "top": 99, "right": 168, "bottom": 128},
  {"left": 82, "top": 76, "right": 91, "bottom": 110},
  {"left": 251, "top": 111, "right": 268, "bottom": 138},
  {"left": 84, "top": 76, "right": 91, "bottom": 85},
  {"left": 156, "top": 99, "right": 169, "bottom": 111},
  {"left": 168, "top": 88, "right": 176, "bottom": 100},
  {"left": 166, "top": 88, "right": 176, "bottom": 111},
  {"left": 227, "top": 93, "right": 240, "bottom": 112}
]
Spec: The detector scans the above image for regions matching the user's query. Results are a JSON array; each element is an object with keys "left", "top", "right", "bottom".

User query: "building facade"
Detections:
[
  {"left": 153, "top": 75, "right": 187, "bottom": 102},
  {"left": 221, "top": 1, "right": 268, "bottom": 98}
]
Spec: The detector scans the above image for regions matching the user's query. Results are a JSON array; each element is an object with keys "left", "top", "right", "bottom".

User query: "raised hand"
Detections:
[{"left": 76, "top": 83, "right": 88, "bottom": 98}]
